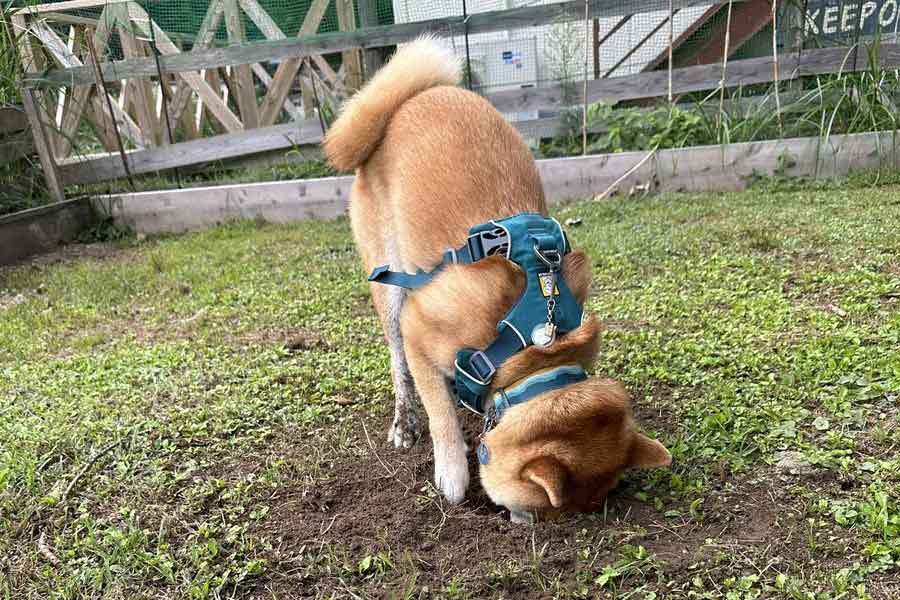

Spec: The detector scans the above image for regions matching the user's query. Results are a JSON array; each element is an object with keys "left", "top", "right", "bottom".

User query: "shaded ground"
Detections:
[{"left": 2, "top": 176, "right": 899, "bottom": 599}]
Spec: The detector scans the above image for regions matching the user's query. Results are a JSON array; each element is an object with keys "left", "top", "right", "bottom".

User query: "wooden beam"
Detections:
[
  {"left": 485, "top": 43, "right": 900, "bottom": 113},
  {"left": 167, "top": 0, "right": 224, "bottom": 125},
  {"left": 251, "top": 63, "right": 302, "bottom": 120},
  {"left": 41, "top": 12, "right": 101, "bottom": 27},
  {"left": 56, "top": 12, "right": 116, "bottom": 158},
  {"left": 58, "top": 119, "right": 323, "bottom": 185},
  {"left": 84, "top": 96, "right": 120, "bottom": 151},
  {"left": 28, "top": 0, "right": 744, "bottom": 88},
  {"left": 54, "top": 26, "right": 78, "bottom": 132},
  {"left": 335, "top": 0, "right": 362, "bottom": 92},
  {"left": 14, "top": 0, "right": 130, "bottom": 14},
  {"left": 237, "top": 0, "right": 305, "bottom": 119},
  {"left": 21, "top": 90, "right": 65, "bottom": 201},
  {"left": 55, "top": 106, "right": 613, "bottom": 187},
  {"left": 356, "top": 0, "right": 382, "bottom": 78},
  {"left": 126, "top": 2, "right": 244, "bottom": 133},
  {"left": 117, "top": 8, "right": 162, "bottom": 144},
  {"left": 223, "top": 0, "right": 259, "bottom": 128},
  {"left": 257, "top": 0, "right": 330, "bottom": 127}
]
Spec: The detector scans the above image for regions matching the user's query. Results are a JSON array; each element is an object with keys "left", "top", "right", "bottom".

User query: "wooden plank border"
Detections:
[
  {"left": 58, "top": 119, "right": 325, "bottom": 185},
  {"left": 91, "top": 129, "right": 900, "bottom": 234},
  {"left": 25, "top": 0, "right": 740, "bottom": 88}
]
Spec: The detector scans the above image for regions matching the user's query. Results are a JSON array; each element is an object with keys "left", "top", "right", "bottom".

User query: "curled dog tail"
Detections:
[{"left": 324, "top": 36, "right": 462, "bottom": 171}]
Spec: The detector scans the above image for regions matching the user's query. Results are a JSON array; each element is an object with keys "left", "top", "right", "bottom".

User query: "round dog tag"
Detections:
[
  {"left": 477, "top": 442, "right": 490, "bottom": 465},
  {"left": 531, "top": 323, "right": 556, "bottom": 347}
]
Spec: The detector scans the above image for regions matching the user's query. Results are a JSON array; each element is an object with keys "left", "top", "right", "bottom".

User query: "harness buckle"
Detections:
[
  {"left": 467, "top": 228, "right": 508, "bottom": 260},
  {"left": 468, "top": 351, "right": 497, "bottom": 384},
  {"left": 443, "top": 247, "right": 459, "bottom": 264}
]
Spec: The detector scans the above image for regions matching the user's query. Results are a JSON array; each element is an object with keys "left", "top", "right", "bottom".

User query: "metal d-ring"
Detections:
[{"left": 533, "top": 243, "right": 562, "bottom": 269}]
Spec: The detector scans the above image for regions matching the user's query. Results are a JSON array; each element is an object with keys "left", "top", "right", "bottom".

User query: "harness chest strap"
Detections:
[{"left": 368, "top": 213, "right": 584, "bottom": 415}]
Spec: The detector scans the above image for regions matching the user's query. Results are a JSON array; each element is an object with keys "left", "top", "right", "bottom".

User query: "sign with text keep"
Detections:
[{"left": 805, "top": 1, "right": 900, "bottom": 37}]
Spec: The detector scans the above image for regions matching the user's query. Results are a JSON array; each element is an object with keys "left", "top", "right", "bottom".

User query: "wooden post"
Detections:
[
  {"left": 223, "top": 0, "right": 259, "bottom": 128},
  {"left": 335, "top": 0, "right": 363, "bottom": 91},
  {"left": 118, "top": 13, "right": 162, "bottom": 145},
  {"left": 57, "top": 14, "right": 115, "bottom": 158},
  {"left": 22, "top": 90, "right": 65, "bottom": 202},
  {"left": 203, "top": 68, "right": 226, "bottom": 134},
  {"left": 357, "top": 0, "right": 382, "bottom": 79},
  {"left": 12, "top": 13, "right": 65, "bottom": 160},
  {"left": 784, "top": 0, "right": 802, "bottom": 91},
  {"left": 256, "top": 0, "right": 330, "bottom": 127},
  {"left": 84, "top": 99, "right": 119, "bottom": 150}
]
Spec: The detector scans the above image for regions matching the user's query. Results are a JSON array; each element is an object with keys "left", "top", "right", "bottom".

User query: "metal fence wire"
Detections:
[{"left": 21, "top": 0, "right": 900, "bottom": 92}]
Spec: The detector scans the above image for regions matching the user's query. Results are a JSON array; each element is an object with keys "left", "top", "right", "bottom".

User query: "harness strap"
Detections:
[
  {"left": 492, "top": 364, "right": 587, "bottom": 416},
  {"left": 454, "top": 324, "right": 526, "bottom": 414},
  {"left": 476, "top": 364, "right": 587, "bottom": 465},
  {"left": 367, "top": 226, "right": 512, "bottom": 289}
]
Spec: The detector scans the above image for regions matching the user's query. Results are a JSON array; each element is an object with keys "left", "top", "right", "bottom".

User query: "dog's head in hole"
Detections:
[{"left": 478, "top": 376, "right": 671, "bottom": 522}]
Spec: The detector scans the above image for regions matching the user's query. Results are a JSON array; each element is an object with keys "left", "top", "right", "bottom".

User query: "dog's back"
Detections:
[{"left": 324, "top": 37, "right": 545, "bottom": 272}]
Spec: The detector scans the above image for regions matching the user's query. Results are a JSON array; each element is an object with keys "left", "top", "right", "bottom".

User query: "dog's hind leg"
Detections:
[{"left": 378, "top": 283, "right": 421, "bottom": 449}]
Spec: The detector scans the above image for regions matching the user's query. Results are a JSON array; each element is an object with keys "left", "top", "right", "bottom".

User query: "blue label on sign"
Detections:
[
  {"left": 502, "top": 50, "right": 523, "bottom": 68},
  {"left": 477, "top": 442, "right": 490, "bottom": 465}
]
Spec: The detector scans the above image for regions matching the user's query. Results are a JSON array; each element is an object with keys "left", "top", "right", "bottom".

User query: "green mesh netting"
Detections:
[{"left": 16, "top": 0, "right": 396, "bottom": 60}]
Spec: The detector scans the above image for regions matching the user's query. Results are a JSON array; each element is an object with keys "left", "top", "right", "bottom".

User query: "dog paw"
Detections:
[
  {"left": 435, "top": 450, "right": 469, "bottom": 504},
  {"left": 387, "top": 410, "right": 420, "bottom": 449}
]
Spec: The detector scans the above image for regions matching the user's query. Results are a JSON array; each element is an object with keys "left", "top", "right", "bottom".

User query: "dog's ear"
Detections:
[
  {"left": 522, "top": 456, "right": 568, "bottom": 508},
  {"left": 627, "top": 432, "right": 672, "bottom": 469},
  {"left": 562, "top": 251, "right": 591, "bottom": 305}
]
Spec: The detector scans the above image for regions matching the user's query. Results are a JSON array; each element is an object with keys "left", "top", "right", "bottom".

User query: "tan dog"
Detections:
[{"left": 325, "top": 37, "right": 670, "bottom": 522}]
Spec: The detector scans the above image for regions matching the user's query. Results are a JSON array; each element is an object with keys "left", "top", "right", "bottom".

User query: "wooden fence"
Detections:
[{"left": 11, "top": 0, "right": 900, "bottom": 199}]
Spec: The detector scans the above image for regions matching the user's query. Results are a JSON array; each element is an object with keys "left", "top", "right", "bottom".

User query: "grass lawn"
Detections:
[{"left": 1, "top": 178, "right": 899, "bottom": 599}]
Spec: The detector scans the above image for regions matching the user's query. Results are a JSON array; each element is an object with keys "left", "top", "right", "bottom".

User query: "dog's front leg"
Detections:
[{"left": 404, "top": 342, "right": 469, "bottom": 504}]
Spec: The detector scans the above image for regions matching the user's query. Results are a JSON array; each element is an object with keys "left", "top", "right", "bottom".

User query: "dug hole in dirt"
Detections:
[{"left": 251, "top": 409, "right": 804, "bottom": 599}]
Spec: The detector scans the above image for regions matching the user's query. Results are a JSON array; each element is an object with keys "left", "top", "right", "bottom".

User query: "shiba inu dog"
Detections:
[{"left": 324, "top": 37, "right": 670, "bottom": 522}]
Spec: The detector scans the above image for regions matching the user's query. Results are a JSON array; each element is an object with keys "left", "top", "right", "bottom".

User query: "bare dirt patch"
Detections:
[
  {"left": 26, "top": 241, "right": 135, "bottom": 267},
  {"left": 246, "top": 415, "right": 838, "bottom": 599}
]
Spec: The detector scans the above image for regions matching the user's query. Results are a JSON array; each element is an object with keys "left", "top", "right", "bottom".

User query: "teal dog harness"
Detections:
[{"left": 369, "top": 213, "right": 586, "bottom": 426}]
